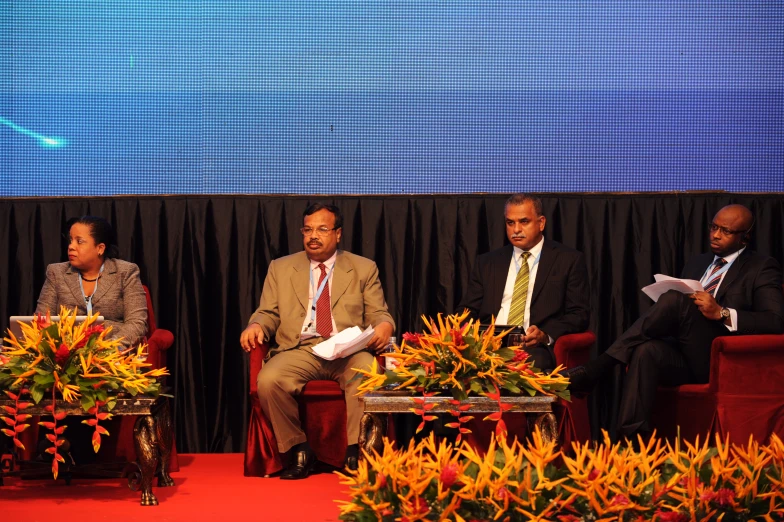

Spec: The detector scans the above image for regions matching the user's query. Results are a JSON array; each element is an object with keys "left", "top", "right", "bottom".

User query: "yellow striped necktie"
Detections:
[{"left": 507, "top": 251, "right": 531, "bottom": 326}]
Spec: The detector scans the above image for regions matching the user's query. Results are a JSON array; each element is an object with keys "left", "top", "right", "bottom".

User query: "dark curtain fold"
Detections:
[{"left": 1, "top": 193, "right": 782, "bottom": 451}]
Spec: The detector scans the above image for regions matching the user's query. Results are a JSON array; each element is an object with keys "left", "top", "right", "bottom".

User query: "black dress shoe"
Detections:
[
  {"left": 280, "top": 449, "right": 316, "bottom": 480},
  {"left": 562, "top": 366, "right": 594, "bottom": 397},
  {"left": 345, "top": 455, "right": 358, "bottom": 472}
]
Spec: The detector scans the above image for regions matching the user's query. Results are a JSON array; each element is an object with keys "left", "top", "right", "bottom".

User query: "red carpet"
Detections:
[{"left": 0, "top": 454, "right": 349, "bottom": 521}]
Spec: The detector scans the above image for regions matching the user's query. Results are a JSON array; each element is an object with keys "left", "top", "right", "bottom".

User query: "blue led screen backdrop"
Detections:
[{"left": 1, "top": 1, "right": 782, "bottom": 196}]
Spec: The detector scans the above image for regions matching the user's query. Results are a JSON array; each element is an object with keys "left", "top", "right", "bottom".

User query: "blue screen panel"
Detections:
[{"left": 1, "top": 1, "right": 782, "bottom": 195}]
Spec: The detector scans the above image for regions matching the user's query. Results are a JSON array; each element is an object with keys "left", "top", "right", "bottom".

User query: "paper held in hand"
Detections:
[
  {"left": 642, "top": 274, "right": 704, "bottom": 302},
  {"left": 311, "top": 325, "right": 376, "bottom": 360}
]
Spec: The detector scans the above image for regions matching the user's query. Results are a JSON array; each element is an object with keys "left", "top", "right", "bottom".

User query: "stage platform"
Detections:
[{"left": 0, "top": 454, "right": 347, "bottom": 521}]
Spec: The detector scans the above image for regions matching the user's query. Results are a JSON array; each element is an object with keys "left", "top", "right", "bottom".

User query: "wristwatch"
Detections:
[{"left": 719, "top": 307, "right": 731, "bottom": 320}]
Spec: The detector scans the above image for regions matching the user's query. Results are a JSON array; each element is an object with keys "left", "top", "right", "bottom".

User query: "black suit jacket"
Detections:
[
  {"left": 457, "top": 240, "right": 590, "bottom": 341},
  {"left": 681, "top": 249, "right": 784, "bottom": 335}
]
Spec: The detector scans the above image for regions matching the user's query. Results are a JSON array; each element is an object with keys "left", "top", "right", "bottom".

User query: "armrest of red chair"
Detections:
[
  {"left": 553, "top": 331, "right": 596, "bottom": 369},
  {"left": 709, "top": 333, "right": 784, "bottom": 394},
  {"left": 146, "top": 328, "right": 174, "bottom": 370},
  {"left": 249, "top": 343, "right": 270, "bottom": 396}
]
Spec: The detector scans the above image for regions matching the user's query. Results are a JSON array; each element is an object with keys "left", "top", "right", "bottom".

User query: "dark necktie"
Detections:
[
  {"left": 702, "top": 258, "right": 727, "bottom": 297},
  {"left": 316, "top": 263, "right": 332, "bottom": 339}
]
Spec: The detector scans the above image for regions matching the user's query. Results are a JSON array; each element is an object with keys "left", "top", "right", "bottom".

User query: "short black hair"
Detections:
[
  {"left": 66, "top": 216, "right": 120, "bottom": 259},
  {"left": 303, "top": 203, "right": 343, "bottom": 229},
  {"left": 505, "top": 193, "right": 543, "bottom": 217}
]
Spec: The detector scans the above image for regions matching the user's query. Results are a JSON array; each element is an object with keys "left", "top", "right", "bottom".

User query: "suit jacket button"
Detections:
[{"left": 300, "top": 312, "right": 305, "bottom": 317}]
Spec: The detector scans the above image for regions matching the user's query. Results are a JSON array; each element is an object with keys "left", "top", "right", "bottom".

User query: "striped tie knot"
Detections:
[{"left": 703, "top": 258, "right": 727, "bottom": 296}]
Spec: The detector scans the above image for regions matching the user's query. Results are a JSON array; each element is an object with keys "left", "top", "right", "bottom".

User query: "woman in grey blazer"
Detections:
[{"left": 35, "top": 216, "right": 148, "bottom": 349}]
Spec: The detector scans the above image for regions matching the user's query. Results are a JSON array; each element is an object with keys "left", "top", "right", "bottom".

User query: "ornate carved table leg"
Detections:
[
  {"left": 359, "top": 413, "right": 387, "bottom": 458},
  {"left": 153, "top": 398, "right": 175, "bottom": 487},
  {"left": 528, "top": 412, "right": 559, "bottom": 446},
  {"left": 134, "top": 414, "right": 160, "bottom": 506}
]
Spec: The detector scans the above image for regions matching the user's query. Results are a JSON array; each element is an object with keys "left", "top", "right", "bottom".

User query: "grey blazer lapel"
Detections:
[
  {"left": 92, "top": 258, "right": 119, "bottom": 305},
  {"left": 64, "top": 264, "right": 85, "bottom": 309},
  {"left": 290, "top": 252, "right": 310, "bottom": 310},
  {"left": 330, "top": 251, "right": 352, "bottom": 308}
]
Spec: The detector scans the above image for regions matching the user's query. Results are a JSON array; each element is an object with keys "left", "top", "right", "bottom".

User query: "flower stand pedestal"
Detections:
[
  {"left": 359, "top": 390, "right": 558, "bottom": 456},
  {"left": 0, "top": 393, "right": 174, "bottom": 506}
]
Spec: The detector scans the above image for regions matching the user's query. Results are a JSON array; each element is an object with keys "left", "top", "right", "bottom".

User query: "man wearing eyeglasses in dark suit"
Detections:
[
  {"left": 566, "top": 204, "right": 784, "bottom": 441},
  {"left": 240, "top": 203, "right": 395, "bottom": 479}
]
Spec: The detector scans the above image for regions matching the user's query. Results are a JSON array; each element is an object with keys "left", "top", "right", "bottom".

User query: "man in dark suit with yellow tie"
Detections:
[
  {"left": 458, "top": 193, "right": 591, "bottom": 371},
  {"left": 566, "top": 204, "right": 784, "bottom": 440}
]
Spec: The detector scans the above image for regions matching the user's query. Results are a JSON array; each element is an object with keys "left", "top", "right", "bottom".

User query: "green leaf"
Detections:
[
  {"left": 33, "top": 374, "right": 55, "bottom": 386},
  {"left": 30, "top": 385, "right": 44, "bottom": 404},
  {"left": 95, "top": 389, "right": 108, "bottom": 402},
  {"left": 502, "top": 382, "right": 521, "bottom": 394},
  {"left": 450, "top": 387, "right": 468, "bottom": 401},
  {"left": 497, "top": 347, "right": 515, "bottom": 360},
  {"left": 65, "top": 363, "right": 79, "bottom": 377},
  {"left": 106, "top": 400, "right": 117, "bottom": 411},
  {"left": 382, "top": 371, "right": 405, "bottom": 384},
  {"left": 469, "top": 380, "right": 483, "bottom": 395},
  {"left": 80, "top": 393, "right": 96, "bottom": 411}
]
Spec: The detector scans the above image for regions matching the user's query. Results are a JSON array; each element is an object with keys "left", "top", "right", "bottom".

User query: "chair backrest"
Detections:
[{"left": 142, "top": 285, "right": 157, "bottom": 335}]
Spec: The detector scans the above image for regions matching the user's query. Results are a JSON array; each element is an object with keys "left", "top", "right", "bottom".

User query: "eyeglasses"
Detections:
[
  {"left": 300, "top": 226, "right": 338, "bottom": 237},
  {"left": 709, "top": 223, "right": 748, "bottom": 237}
]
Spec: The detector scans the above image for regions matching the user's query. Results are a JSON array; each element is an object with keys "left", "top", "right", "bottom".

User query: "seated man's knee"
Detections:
[
  {"left": 628, "top": 340, "right": 671, "bottom": 368},
  {"left": 349, "top": 350, "right": 376, "bottom": 372},
  {"left": 256, "top": 366, "right": 293, "bottom": 397}
]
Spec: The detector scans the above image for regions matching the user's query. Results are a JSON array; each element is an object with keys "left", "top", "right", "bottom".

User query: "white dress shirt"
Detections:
[
  {"left": 300, "top": 252, "right": 338, "bottom": 339},
  {"left": 495, "top": 237, "right": 544, "bottom": 330},
  {"left": 699, "top": 247, "right": 744, "bottom": 332}
]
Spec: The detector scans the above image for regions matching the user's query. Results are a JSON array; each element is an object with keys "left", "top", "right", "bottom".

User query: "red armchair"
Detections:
[
  {"left": 651, "top": 332, "right": 784, "bottom": 444},
  {"left": 244, "top": 343, "right": 349, "bottom": 477},
  {"left": 553, "top": 331, "right": 595, "bottom": 446},
  {"left": 18, "top": 285, "right": 178, "bottom": 471}
]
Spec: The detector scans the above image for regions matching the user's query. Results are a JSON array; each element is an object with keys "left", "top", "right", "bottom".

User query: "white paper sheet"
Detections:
[
  {"left": 641, "top": 274, "right": 704, "bottom": 302},
  {"left": 311, "top": 325, "right": 376, "bottom": 360}
]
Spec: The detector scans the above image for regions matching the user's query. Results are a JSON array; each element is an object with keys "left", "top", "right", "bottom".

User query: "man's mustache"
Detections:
[
  {"left": 308, "top": 240, "right": 322, "bottom": 247},
  {"left": 511, "top": 235, "right": 526, "bottom": 239}
]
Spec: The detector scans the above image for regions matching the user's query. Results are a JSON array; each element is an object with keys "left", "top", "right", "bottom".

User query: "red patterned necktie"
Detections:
[
  {"left": 315, "top": 263, "right": 332, "bottom": 339},
  {"left": 702, "top": 258, "right": 727, "bottom": 296}
]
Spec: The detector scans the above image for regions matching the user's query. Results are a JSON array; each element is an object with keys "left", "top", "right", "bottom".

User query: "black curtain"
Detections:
[{"left": 1, "top": 193, "right": 782, "bottom": 451}]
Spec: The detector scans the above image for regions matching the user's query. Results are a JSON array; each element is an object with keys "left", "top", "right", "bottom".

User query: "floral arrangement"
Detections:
[
  {"left": 0, "top": 307, "right": 168, "bottom": 478},
  {"left": 354, "top": 311, "right": 570, "bottom": 439},
  {"left": 337, "top": 429, "right": 784, "bottom": 522}
]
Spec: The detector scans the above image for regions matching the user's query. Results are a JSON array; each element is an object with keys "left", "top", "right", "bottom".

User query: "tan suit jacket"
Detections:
[
  {"left": 248, "top": 250, "right": 395, "bottom": 357},
  {"left": 35, "top": 258, "right": 149, "bottom": 348}
]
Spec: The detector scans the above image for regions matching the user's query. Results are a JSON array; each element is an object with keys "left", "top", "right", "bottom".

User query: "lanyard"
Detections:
[
  {"left": 306, "top": 262, "right": 335, "bottom": 332},
  {"left": 78, "top": 263, "right": 105, "bottom": 315}
]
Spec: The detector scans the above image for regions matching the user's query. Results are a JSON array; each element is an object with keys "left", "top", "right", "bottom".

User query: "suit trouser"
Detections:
[
  {"left": 606, "top": 290, "right": 729, "bottom": 437},
  {"left": 256, "top": 343, "right": 375, "bottom": 453}
]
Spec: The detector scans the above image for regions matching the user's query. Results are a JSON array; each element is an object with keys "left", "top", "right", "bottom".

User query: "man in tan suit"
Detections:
[{"left": 240, "top": 203, "right": 394, "bottom": 479}]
